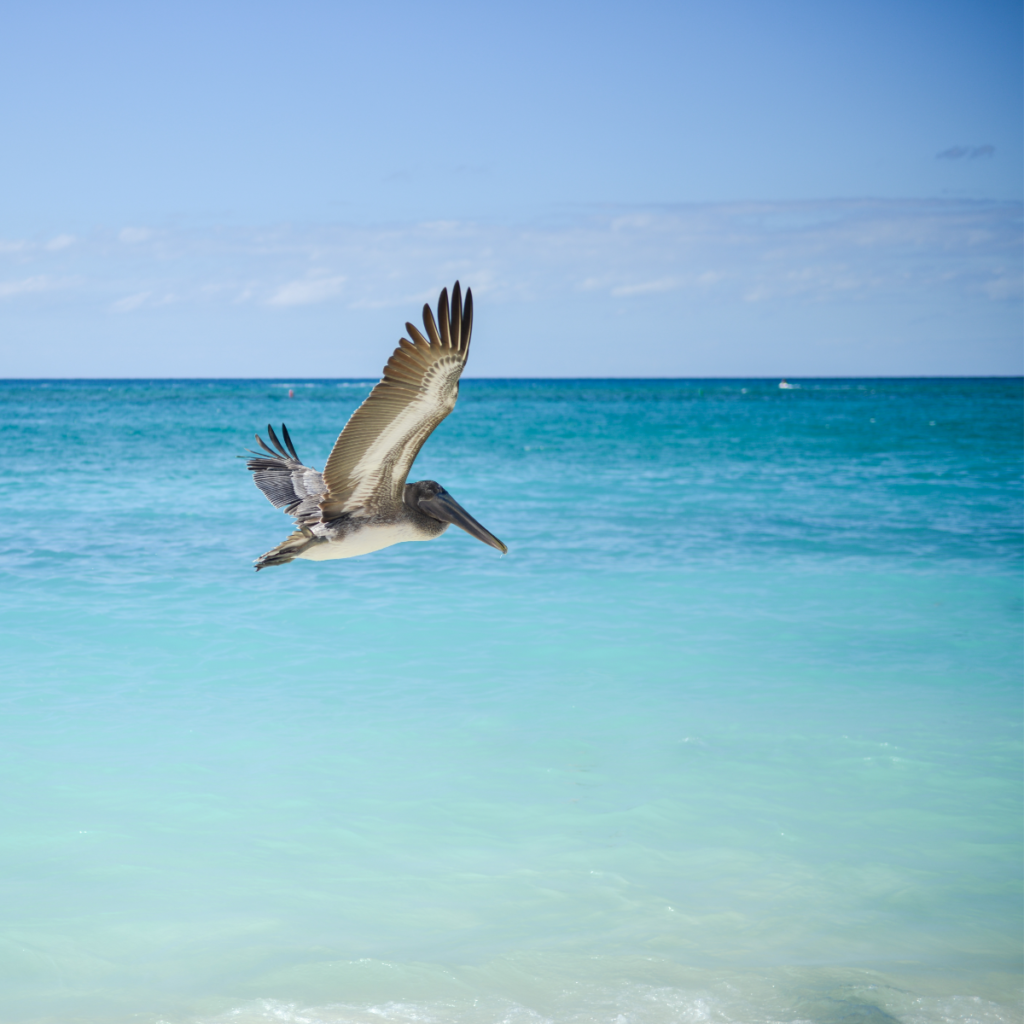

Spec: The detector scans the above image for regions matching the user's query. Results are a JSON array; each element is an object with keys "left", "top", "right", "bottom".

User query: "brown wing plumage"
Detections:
[{"left": 318, "top": 283, "right": 473, "bottom": 520}]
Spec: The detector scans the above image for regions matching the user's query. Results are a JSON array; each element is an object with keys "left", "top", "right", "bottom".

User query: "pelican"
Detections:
[{"left": 244, "top": 282, "right": 506, "bottom": 570}]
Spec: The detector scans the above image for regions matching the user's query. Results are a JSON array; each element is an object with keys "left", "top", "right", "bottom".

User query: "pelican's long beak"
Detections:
[{"left": 418, "top": 491, "right": 508, "bottom": 554}]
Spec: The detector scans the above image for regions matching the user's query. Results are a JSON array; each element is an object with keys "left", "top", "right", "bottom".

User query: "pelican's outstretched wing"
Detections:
[
  {"left": 318, "top": 283, "right": 473, "bottom": 520},
  {"left": 245, "top": 423, "right": 327, "bottom": 527}
]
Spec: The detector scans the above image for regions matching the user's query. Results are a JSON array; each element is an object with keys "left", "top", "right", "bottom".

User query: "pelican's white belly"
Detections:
[{"left": 297, "top": 522, "right": 431, "bottom": 561}]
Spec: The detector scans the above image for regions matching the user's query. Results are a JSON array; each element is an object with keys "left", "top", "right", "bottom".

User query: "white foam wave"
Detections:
[{"left": 188, "top": 969, "right": 1022, "bottom": 1024}]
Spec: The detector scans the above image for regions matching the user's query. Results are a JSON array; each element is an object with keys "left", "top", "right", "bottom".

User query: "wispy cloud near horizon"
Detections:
[
  {"left": 0, "top": 199, "right": 1020, "bottom": 376},
  {"left": 268, "top": 275, "right": 348, "bottom": 307},
  {"left": 0, "top": 275, "right": 76, "bottom": 299},
  {"left": 1, "top": 199, "right": 1018, "bottom": 309}
]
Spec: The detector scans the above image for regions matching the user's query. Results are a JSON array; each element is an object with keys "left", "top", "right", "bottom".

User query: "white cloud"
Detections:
[
  {"left": 1, "top": 201, "right": 1019, "bottom": 327},
  {"left": 111, "top": 292, "right": 151, "bottom": 312},
  {"left": 611, "top": 277, "right": 680, "bottom": 297},
  {"left": 982, "top": 274, "right": 1023, "bottom": 301},
  {"left": 3, "top": 202, "right": 1020, "bottom": 375},
  {"left": 0, "top": 276, "right": 63, "bottom": 298},
  {"left": 105, "top": 202, "right": 1014, "bottom": 313},
  {"left": 696, "top": 271, "right": 724, "bottom": 288},
  {"left": 267, "top": 275, "right": 347, "bottom": 307}
]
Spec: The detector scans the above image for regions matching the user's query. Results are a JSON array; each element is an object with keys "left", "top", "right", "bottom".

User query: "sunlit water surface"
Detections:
[{"left": 0, "top": 378, "right": 1020, "bottom": 1024}]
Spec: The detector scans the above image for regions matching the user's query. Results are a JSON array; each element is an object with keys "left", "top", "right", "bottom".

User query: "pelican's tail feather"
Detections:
[{"left": 254, "top": 529, "right": 318, "bottom": 570}]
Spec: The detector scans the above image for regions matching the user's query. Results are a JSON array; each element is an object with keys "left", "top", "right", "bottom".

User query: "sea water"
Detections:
[{"left": 0, "top": 378, "right": 1020, "bottom": 1024}]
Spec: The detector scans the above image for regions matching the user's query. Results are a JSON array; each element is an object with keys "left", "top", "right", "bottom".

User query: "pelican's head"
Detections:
[{"left": 404, "top": 480, "right": 507, "bottom": 554}]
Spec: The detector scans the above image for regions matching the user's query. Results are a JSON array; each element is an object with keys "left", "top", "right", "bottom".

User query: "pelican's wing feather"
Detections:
[
  {"left": 245, "top": 423, "right": 327, "bottom": 526},
  {"left": 319, "top": 283, "right": 473, "bottom": 519}
]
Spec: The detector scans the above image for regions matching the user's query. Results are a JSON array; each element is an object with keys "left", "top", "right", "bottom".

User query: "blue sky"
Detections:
[{"left": 1, "top": 0, "right": 1020, "bottom": 376}]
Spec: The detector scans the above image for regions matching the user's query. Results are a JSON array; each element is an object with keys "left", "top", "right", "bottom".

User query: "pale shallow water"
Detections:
[{"left": 0, "top": 378, "right": 1020, "bottom": 1024}]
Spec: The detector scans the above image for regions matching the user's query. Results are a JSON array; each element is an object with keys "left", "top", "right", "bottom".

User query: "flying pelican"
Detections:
[{"left": 245, "top": 282, "right": 506, "bottom": 570}]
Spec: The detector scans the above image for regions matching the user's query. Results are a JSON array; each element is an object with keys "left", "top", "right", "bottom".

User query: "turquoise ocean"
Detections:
[{"left": 0, "top": 377, "right": 1020, "bottom": 1024}]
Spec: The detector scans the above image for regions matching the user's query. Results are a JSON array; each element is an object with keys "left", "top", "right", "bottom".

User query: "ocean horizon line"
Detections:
[{"left": 3, "top": 374, "right": 1022, "bottom": 383}]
